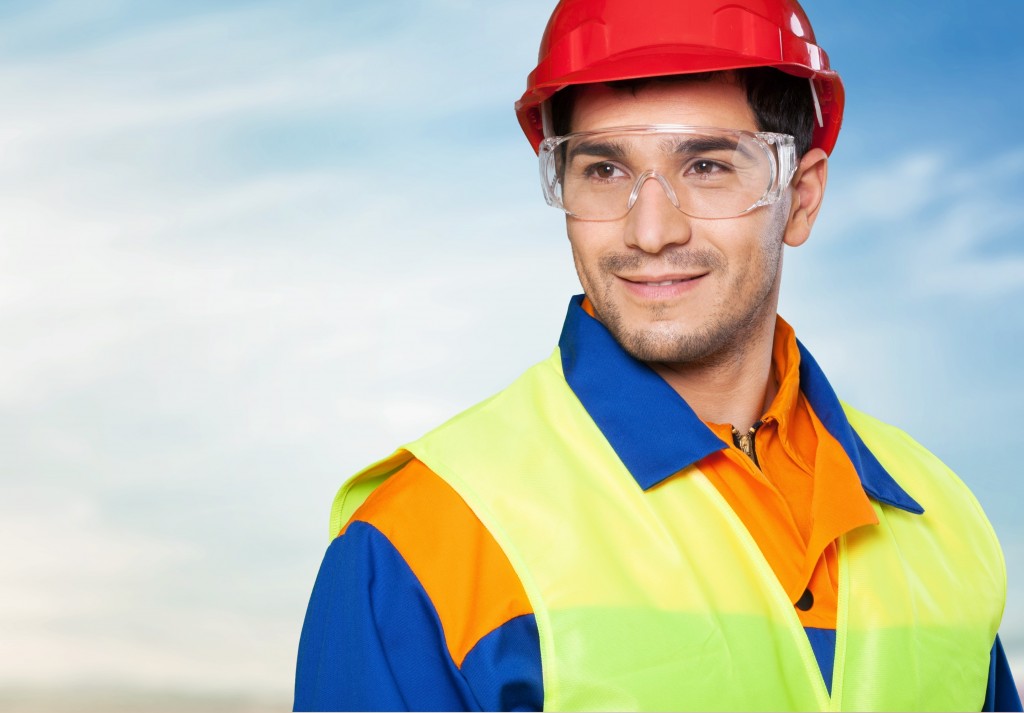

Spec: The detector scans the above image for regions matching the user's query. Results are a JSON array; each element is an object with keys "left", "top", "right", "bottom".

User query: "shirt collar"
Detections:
[{"left": 557, "top": 295, "right": 923, "bottom": 514}]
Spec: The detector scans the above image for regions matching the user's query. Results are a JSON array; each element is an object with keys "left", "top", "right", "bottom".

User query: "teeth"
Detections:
[{"left": 647, "top": 280, "right": 679, "bottom": 286}]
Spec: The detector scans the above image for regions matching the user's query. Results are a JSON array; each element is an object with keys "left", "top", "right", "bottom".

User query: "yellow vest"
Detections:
[{"left": 334, "top": 350, "right": 1005, "bottom": 711}]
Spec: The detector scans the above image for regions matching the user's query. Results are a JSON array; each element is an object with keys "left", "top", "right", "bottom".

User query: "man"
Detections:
[{"left": 295, "top": 0, "right": 1021, "bottom": 710}]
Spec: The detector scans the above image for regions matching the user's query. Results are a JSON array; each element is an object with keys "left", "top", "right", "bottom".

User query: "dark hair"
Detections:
[{"left": 550, "top": 68, "right": 815, "bottom": 157}]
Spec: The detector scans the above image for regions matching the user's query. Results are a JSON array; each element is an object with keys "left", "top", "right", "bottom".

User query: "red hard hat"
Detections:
[{"left": 515, "top": 0, "right": 844, "bottom": 155}]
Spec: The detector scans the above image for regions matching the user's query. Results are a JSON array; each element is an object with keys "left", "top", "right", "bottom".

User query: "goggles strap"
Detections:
[
  {"left": 809, "top": 78, "right": 823, "bottom": 129},
  {"left": 540, "top": 101, "right": 556, "bottom": 139}
]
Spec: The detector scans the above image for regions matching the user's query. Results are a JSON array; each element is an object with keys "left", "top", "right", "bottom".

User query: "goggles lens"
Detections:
[{"left": 538, "top": 126, "right": 796, "bottom": 221}]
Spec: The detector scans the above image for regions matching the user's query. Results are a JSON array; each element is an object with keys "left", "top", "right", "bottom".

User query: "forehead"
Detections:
[{"left": 569, "top": 79, "right": 759, "bottom": 134}]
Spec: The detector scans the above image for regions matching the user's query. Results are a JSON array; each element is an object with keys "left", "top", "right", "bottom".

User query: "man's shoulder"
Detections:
[
  {"left": 345, "top": 457, "right": 464, "bottom": 537},
  {"left": 842, "top": 402, "right": 994, "bottom": 522},
  {"left": 342, "top": 456, "right": 526, "bottom": 596},
  {"left": 841, "top": 403, "right": 926, "bottom": 452},
  {"left": 425, "top": 348, "right": 567, "bottom": 434},
  {"left": 841, "top": 402, "right": 952, "bottom": 472},
  {"left": 340, "top": 457, "right": 535, "bottom": 666},
  {"left": 330, "top": 351, "right": 566, "bottom": 536}
]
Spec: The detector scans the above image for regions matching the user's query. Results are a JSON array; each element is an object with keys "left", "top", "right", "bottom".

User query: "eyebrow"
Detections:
[
  {"left": 567, "top": 134, "right": 756, "bottom": 163},
  {"left": 667, "top": 136, "right": 742, "bottom": 154},
  {"left": 566, "top": 140, "right": 627, "bottom": 163},
  {"left": 665, "top": 136, "right": 761, "bottom": 164}
]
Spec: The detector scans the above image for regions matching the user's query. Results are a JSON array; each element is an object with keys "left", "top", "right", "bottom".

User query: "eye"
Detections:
[
  {"left": 582, "top": 161, "right": 627, "bottom": 182},
  {"left": 687, "top": 159, "right": 730, "bottom": 177}
]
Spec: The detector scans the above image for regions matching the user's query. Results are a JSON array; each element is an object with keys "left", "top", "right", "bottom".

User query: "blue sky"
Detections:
[{"left": 0, "top": 0, "right": 1021, "bottom": 706}]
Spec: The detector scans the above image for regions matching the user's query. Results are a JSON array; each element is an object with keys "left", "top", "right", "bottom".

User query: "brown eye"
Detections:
[
  {"left": 685, "top": 159, "right": 732, "bottom": 180},
  {"left": 583, "top": 161, "right": 626, "bottom": 181}
]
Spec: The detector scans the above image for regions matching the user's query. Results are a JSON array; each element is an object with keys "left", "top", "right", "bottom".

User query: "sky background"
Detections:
[{"left": 1, "top": 1, "right": 1022, "bottom": 710}]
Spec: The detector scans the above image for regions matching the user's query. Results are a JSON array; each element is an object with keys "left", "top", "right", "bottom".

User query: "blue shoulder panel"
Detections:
[
  {"left": 295, "top": 523, "right": 484, "bottom": 711},
  {"left": 460, "top": 614, "right": 543, "bottom": 711}
]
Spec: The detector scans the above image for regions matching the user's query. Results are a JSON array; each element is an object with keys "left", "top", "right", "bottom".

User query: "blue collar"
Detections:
[{"left": 557, "top": 295, "right": 923, "bottom": 514}]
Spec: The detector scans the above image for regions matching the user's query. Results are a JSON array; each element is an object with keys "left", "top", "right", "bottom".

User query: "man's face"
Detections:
[{"left": 565, "top": 78, "right": 796, "bottom": 367}]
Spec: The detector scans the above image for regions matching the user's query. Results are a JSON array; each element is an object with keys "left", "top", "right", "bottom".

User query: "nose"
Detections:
[{"left": 623, "top": 172, "right": 693, "bottom": 253}]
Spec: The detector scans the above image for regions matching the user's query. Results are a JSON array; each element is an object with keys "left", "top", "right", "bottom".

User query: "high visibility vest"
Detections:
[{"left": 334, "top": 350, "right": 1005, "bottom": 711}]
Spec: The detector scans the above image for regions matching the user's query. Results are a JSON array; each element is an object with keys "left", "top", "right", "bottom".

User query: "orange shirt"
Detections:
[{"left": 700, "top": 317, "right": 878, "bottom": 629}]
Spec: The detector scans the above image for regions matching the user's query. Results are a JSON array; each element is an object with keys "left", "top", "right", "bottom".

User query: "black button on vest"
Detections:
[{"left": 795, "top": 588, "right": 814, "bottom": 611}]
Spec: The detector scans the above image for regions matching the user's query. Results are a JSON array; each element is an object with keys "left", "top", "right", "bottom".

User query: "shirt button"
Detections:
[{"left": 795, "top": 588, "right": 814, "bottom": 611}]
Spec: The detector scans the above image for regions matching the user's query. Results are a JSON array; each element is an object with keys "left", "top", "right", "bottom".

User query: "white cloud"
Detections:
[
  {"left": 835, "top": 151, "right": 944, "bottom": 223},
  {"left": 810, "top": 145, "right": 1024, "bottom": 300}
]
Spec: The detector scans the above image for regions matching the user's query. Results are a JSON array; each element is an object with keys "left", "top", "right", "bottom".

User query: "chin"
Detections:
[{"left": 616, "top": 325, "right": 718, "bottom": 365}]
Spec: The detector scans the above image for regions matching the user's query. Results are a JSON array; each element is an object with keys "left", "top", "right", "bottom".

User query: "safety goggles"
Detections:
[{"left": 538, "top": 125, "right": 797, "bottom": 221}]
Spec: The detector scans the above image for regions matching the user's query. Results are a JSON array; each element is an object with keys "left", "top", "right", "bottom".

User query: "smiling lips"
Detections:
[
  {"left": 644, "top": 279, "right": 691, "bottom": 286},
  {"left": 619, "top": 272, "right": 708, "bottom": 298},
  {"left": 624, "top": 274, "right": 706, "bottom": 286}
]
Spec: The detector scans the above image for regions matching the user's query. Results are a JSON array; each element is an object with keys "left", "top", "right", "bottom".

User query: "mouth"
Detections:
[
  {"left": 617, "top": 272, "right": 709, "bottom": 300},
  {"left": 639, "top": 278, "right": 696, "bottom": 286},
  {"left": 622, "top": 274, "right": 707, "bottom": 286}
]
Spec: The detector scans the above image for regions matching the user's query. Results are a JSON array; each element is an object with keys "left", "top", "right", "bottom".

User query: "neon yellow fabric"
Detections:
[{"left": 333, "top": 349, "right": 1004, "bottom": 711}]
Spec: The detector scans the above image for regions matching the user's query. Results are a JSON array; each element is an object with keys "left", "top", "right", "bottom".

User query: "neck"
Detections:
[{"left": 649, "top": 313, "right": 779, "bottom": 432}]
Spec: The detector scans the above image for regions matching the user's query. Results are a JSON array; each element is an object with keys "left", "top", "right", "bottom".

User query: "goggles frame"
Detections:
[{"left": 538, "top": 125, "right": 797, "bottom": 221}]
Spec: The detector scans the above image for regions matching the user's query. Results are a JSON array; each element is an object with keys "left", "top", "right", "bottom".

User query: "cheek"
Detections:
[
  {"left": 731, "top": 213, "right": 786, "bottom": 271},
  {"left": 566, "top": 235, "right": 598, "bottom": 294},
  {"left": 568, "top": 242, "right": 589, "bottom": 283},
  {"left": 567, "top": 226, "right": 609, "bottom": 276}
]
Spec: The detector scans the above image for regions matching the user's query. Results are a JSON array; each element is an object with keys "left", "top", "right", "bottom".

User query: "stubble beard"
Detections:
[{"left": 583, "top": 240, "right": 784, "bottom": 369}]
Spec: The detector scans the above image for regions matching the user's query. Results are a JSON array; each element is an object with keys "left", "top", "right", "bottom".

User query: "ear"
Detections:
[{"left": 783, "top": 148, "right": 828, "bottom": 248}]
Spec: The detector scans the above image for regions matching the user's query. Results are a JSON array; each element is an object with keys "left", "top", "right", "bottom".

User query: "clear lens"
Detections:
[{"left": 539, "top": 125, "right": 796, "bottom": 221}]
